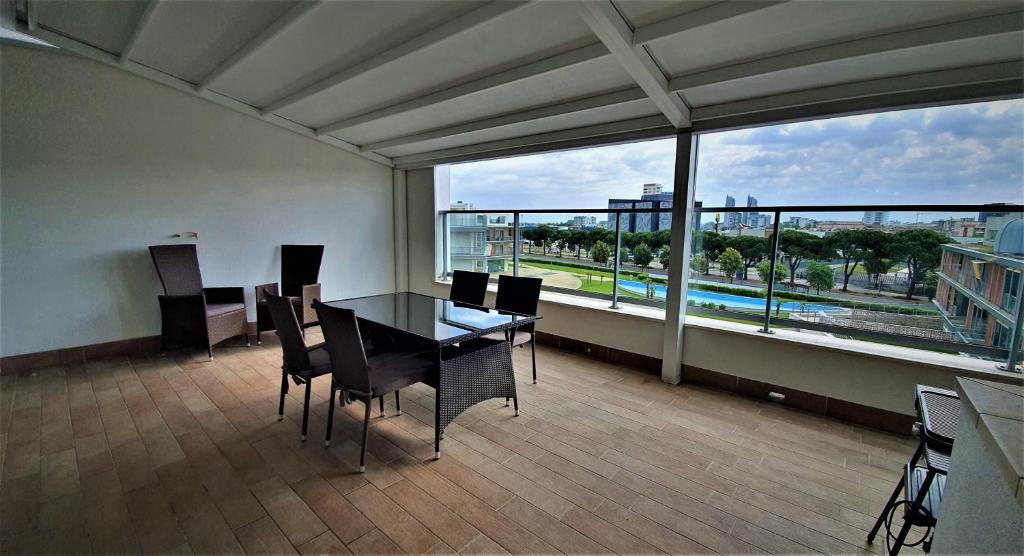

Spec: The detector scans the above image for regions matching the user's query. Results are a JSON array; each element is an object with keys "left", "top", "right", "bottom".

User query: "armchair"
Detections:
[
  {"left": 149, "top": 244, "right": 249, "bottom": 360},
  {"left": 256, "top": 244, "right": 324, "bottom": 343}
]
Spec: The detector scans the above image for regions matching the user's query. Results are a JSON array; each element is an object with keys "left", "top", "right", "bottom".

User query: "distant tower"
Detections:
[
  {"left": 725, "top": 195, "right": 740, "bottom": 229},
  {"left": 862, "top": 211, "right": 890, "bottom": 226},
  {"left": 643, "top": 183, "right": 663, "bottom": 196}
]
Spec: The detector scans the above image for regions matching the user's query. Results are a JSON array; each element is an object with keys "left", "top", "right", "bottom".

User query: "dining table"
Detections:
[{"left": 323, "top": 291, "right": 539, "bottom": 458}]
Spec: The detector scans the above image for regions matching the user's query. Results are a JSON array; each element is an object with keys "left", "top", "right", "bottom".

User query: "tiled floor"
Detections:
[{"left": 0, "top": 333, "right": 919, "bottom": 554}]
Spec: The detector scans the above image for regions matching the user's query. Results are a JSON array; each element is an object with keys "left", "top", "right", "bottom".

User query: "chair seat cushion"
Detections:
[
  {"left": 368, "top": 351, "right": 436, "bottom": 394},
  {"left": 206, "top": 303, "right": 245, "bottom": 318},
  {"left": 482, "top": 329, "right": 532, "bottom": 347},
  {"left": 306, "top": 346, "right": 333, "bottom": 377}
]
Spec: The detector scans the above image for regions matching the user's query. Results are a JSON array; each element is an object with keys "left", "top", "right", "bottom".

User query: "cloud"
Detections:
[{"left": 450, "top": 99, "right": 1023, "bottom": 213}]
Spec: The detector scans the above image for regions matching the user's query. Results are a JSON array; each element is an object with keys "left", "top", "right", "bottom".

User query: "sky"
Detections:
[{"left": 449, "top": 99, "right": 1024, "bottom": 222}]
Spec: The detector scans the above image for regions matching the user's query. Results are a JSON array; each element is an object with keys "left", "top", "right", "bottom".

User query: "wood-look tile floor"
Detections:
[{"left": 0, "top": 332, "right": 921, "bottom": 555}]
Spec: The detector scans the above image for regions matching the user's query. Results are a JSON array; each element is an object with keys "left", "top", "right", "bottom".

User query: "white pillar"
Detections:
[
  {"left": 392, "top": 169, "right": 409, "bottom": 292},
  {"left": 661, "top": 132, "right": 699, "bottom": 384}
]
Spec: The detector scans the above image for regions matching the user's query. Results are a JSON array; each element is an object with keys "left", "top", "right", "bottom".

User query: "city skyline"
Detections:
[{"left": 449, "top": 99, "right": 1023, "bottom": 223}]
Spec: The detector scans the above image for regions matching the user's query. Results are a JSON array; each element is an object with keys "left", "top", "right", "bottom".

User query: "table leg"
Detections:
[{"left": 435, "top": 347, "right": 442, "bottom": 460}]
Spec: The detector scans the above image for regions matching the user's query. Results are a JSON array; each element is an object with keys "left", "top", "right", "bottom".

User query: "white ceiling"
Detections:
[{"left": 17, "top": 0, "right": 1024, "bottom": 168}]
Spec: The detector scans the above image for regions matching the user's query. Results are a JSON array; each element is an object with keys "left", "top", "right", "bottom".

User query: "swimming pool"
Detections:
[{"left": 618, "top": 279, "right": 843, "bottom": 312}]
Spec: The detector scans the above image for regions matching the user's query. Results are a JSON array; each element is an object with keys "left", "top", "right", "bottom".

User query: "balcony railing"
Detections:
[{"left": 440, "top": 203, "right": 1023, "bottom": 366}]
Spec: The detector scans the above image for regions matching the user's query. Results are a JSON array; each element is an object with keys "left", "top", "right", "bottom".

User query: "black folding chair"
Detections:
[{"left": 868, "top": 385, "right": 959, "bottom": 555}]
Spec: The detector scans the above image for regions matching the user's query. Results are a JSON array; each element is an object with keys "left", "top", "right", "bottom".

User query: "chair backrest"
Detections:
[
  {"left": 265, "top": 289, "right": 310, "bottom": 373},
  {"left": 495, "top": 276, "right": 542, "bottom": 332},
  {"left": 149, "top": 244, "right": 203, "bottom": 296},
  {"left": 281, "top": 245, "right": 324, "bottom": 296},
  {"left": 314, "top": 301, "right": 372, "bottom": 394},
  {"left": 449, "top": 270, "right": 489, "bottom": 306}
]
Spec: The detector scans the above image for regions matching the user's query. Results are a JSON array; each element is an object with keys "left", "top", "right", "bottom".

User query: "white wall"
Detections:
[
  {"left": 403, "top": 172, "right": 1022, "bottom": 418},
  {"left": 1, "top": 46, "right": 396, "bottom": 357}
]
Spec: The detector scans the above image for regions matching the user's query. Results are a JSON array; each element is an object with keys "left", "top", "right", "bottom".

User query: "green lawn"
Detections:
[{"left": 520, "top": 260, "right": 648, "bottom": 299}]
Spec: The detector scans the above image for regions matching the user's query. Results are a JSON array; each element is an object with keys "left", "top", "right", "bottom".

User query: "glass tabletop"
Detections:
[{"left": 323, "top": 292, "right": 537, "bottom": 346}]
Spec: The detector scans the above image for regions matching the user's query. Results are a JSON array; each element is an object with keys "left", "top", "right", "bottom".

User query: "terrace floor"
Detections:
[{"left": 0, "top": 333, "right": 919, "bottom": 554}]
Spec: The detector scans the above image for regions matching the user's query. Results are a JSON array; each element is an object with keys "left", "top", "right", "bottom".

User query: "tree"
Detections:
[
  {"left": 533, "top": 225, "right": 554, "bottom": 255},
  {"left": 805, "top": 261, "right": 836, "bottom": 294},
  {"left": 658, "top": 245, "right": 671, "bottom": 270},
  {"left": 632, "top": 242, "right": 654, "bottom": 269},
  {"left": 779, "top": 230, "right": 825, "bottom": 286},
  {"left": 591, "top": 241, "right": 611, "bottom": 265},
  {"left": 825, "top": 229, "right": 889, "bottom": 291},
  {"left": 521, "top": 228, "right": 536, "bottom": 254},
  {"left": 716, "top": 247, "right": 744, "bottom": 284},
  {"left": 569, "top": 229, "right": 588, "bottom": 259},
  {"left": 755, "top": 259, "right": 788, "bottom": 284},
  {"left": 890, "top": 229, "right": 949, "bottom": 299},
  {"left": 695, "top": 231, "right": 726, "bottom": 262},
  {"left": 727, "top": 236, "right": 768, "bottom": 280},
  {"left": 691, "top": 254, "right": 710, "bottom": 274}
]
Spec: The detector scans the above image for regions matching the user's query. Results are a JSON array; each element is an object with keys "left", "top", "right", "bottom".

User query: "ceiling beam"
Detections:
[
  {"left": 196, "top": 0, "right": 323, "bottom": 93},
  {"left": 19, "top": 22, "right": 393, "bottom": 167},
  {"left": 691, "top": 61, "right": 1024, "bottom": 130},
  {"left": 119, "top": 0, "right": 160, "bottom": 64},
  {"left": 261, "top": 0, "right": 530, "bottom": 116},
  {"left": 361, "top": 87, "right": 648, "bottom": 152},
  {"left": 578, "top": 0, "right": 690, "bottom": 128},
  {"left": 392, "top": 114, "right": 672, "bottom": 168},
  {"left": 670, "top": 9, "right": 1024, "bottom": 91},
  {"left": 315, "top": 42, "right": 609, "bottom": 136},
  {"left": 633, "top": 1, "right": 787, "bottom": 45}
]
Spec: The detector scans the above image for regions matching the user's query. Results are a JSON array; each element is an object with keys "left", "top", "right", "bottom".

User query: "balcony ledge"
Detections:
[{"left": 438, "top": 279, "right": 1023, "bottom": 385}]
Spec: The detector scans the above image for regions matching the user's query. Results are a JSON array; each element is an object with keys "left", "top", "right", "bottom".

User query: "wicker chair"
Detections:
[
  {"left": 480, "top": 275, "right": 542, "bottom": 383},
  {"left": 255, "top": 245, "right": 324, "bottom": 344},
  {"left": 314, "top": 300, "right": 435, "bottom": 472},
  {"left": 449, "top": 270, "right": 489, "bottom": 306},
  {"left": 265, "top": 290, "right": 332, "bottom": 441},
  {"left": 149, "top": 244, "right": 248, "bottom": 360}
]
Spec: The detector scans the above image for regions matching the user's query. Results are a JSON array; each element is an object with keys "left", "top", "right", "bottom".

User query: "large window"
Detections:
[
  {"left": 689, "top": 100, "right": 1023, "bottom": 363},
  {"left": 441, "top": 99, "right": 1023, "bottom": 367}
]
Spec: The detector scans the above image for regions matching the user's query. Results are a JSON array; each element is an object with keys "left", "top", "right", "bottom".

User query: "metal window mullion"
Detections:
[
  {"left": 442, "top": 212, "right": 450, "bottom": 279},
  {"left": 761, "top": 211, "right": 783, "bottom": 334},
  {"left": 611, "top": 215, "right": 622, "bottom": 309},
  {"left": 513, "top": 212, "right": 521, "bottom": 277}
]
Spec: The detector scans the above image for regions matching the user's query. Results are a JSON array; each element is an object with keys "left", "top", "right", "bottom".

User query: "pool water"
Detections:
[{"left": 618, "top": 279, "right": 842, "bottom": 312}]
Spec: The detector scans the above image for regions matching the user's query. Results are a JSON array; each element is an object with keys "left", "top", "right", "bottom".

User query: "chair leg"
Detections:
[
  {"left": 395, "top": 391, "right": 402, "bottom": 416},
  {"left": 513, "top": 395, "right": 519, "bottom": 416},
  {"left": 890, "top": 470, "right": 935, "bottom": 556},
  {"left": 868, "top": 468, "right": 906, "bottom": 542},
  {"left": 301, "top": 381, "right": 312, "bottom": 441},
  {"left": 278, "top": 370, "right": 288, "bottom": 421},
  {"left": 325, "top": 386, "right": 336, "bottom": 447},
  {"left": 531, "top": 339, "right": 537, "bottom": 384},
  {"left": 378, "top": 395, "right": 385, "bottom": 417},
  {"left": 208, "top": 345, "right": 214, "bottom": 361},
  {"left": 359, "top": 397, "right": 372, "bottom": 473}
]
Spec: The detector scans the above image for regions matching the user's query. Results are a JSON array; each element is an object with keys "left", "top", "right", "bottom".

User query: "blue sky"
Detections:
[{"left": 449, "top": 99, "right": 1023, "bottom": 221}]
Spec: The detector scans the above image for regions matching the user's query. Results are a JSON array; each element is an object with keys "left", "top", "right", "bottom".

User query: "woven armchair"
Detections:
[
  {"left": 256, "top": 244, "right": 324, "bottom": 344},
  {"left": 149, "top": 244, "right": 249, "bottom": 360}
]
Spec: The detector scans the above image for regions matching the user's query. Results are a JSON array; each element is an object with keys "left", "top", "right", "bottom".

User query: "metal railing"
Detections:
[{"left": 440, "top": 203, "right": 1023, "bottom": 365}]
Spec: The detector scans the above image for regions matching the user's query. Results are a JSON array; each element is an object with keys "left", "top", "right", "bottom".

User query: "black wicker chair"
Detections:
[
  {"left": 449, "top": 270, "right": 489, "bottom": 306},
  {"left": 265, "top": 290, "right": 332, "bottom": 441},
  {"left": 314, "top": 300, "right": 435, "bottom": 472},
  {"left": 256, "top": 244, "right": 325, "bottom": 344},
  {"left": 149, "top": 244, "right": 248, "bottom": 360},
  {"left": 481, "top": 275, "right": 542, "bottom": 383}
]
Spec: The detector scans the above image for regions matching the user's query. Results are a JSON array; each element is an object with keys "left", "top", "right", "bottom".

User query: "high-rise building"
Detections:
[
  {"left": 863, "top": 211, "right": 890, "bottom": 226},
  {"left": 742, "top": 195, "right": 759, "bottom": 226},
  {"left": 724, "top": 195, "right": 740, "bottom": 229},
  {"left": 643, "top": 183, "right": 663, "bottom": 196},
  {"left": 607, "top": 186, "right": 674, "bottom": 233}
]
